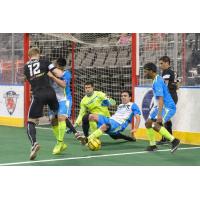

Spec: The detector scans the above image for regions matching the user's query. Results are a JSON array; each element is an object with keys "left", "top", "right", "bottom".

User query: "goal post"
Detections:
[{"left": 23, "top": 33, "right": 30, "bottom": 127}]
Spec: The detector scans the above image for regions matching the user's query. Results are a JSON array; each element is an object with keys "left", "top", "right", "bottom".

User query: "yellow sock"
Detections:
[
  {"left": 159, "top": 127, "right": 174, "bottom": 142},
  {"left": 52, "top": 125, "right": 59, "bottom": 141},
  {"left": 58, "top": 121, "right": 66, "bottom": 142},
  {"left": 88, "top": 129, "right": 103, "bottom": 140},
  {"left": 146, "top": 128, "right": 156, "bottom": 146},
  {"left": 89, "top": 121, "right": 98, "bottom": 132}
]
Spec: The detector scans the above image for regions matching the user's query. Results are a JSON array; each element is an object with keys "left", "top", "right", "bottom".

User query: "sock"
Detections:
[
  {"left": 52, "top": 125, "right": 59, "bottom": 141},
  {"left": 159, "top": 127, "right": 174, "bottom": 142},
  {"left": 82, "top": 114, "right": 90, "bottom": 137},
  {"left": 164, "top": 121, "right": 172, "bottom": 135},
  {"left": 58, "top": 121, "right": 66, "bottom": 142},
  {"left": 27, "top": 122, "right": 37, "bottom": 146},
  {"left": 146, "top": 128, "right": 156, "bottom": 146},
  {"left": 66, "top": 118, "right": 77, "bottom": 134},
  {"left": 90, "top": 121, "right": 97, "bottom": 132},
  {"left": 88, "top": 129, "right": 103, "bottom": 140}
]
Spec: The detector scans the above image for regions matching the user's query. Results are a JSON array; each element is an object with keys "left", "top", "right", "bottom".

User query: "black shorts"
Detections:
[{"left": 28, "top": 87, "right": 59, "bottom": 119}]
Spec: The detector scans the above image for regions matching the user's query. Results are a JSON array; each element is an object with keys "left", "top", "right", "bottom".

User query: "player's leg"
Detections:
[
  {"left": 144, "top": 107, "right": 158, "bottom": 151},
  {"left": 145, "top": 118, "right": 158, "bottom": 152},
  {"left": 153, "top": 108, "right": 180, "bottom": 153},
  {"left": 27, "top": 96, "right": 43, "bottom": 160},
  {"left": 65, "top": 99, "right": 78, "bottom": 134},
  {"left": 88, "top": 115, "right": 109, "bottom": 140},
  {"left": 109, "top": 132, "right": 136, "bottom": 141},
  {"left": 51, "top": 101, "right": 68, "bottom": 155},
  {"left": 81, "top": 113, "right": 90, "bottom": 137}
]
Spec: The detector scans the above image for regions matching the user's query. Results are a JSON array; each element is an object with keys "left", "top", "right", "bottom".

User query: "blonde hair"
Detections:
[{"left": 28, "top": 47, "right": 40, "bottom": 57}]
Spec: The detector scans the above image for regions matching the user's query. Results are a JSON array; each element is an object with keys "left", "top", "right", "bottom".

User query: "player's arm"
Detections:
[
  {"left": 131, "top": 114, "right": 140, "bottom": 135},
  {"left": 48, "top": 71, "right": 66, "bottom": 88},
  {"left": 130, "top": 104, "right": 141, "bottom": 135},
  {"left": 157, "top": 96, "right": 164, "bottom": 123},
  {"left": 75, "top": 101, "right": 87, "bottom": 126},
  {"left": 48, "top": 63, "right": 64, "bottom": 78}
]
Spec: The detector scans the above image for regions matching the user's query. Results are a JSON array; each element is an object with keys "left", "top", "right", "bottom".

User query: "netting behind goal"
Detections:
[{"left": 29, "top": 33, "right": 132, "bottom": 124}]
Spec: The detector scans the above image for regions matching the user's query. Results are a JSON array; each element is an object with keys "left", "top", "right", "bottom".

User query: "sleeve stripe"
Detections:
[{"left": 48, "top": 63, "right": 56, "bottom": 71}]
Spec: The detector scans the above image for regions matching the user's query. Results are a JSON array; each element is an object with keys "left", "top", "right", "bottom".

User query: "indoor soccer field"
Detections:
[{"left": 1, "top": 125, "right": 200, "bottom": 166}]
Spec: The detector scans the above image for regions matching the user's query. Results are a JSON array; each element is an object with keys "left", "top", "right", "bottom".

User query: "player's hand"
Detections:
[
  {"left": 156, "top": 115, "right": 162, "bottom": 123},
  {"left": 131, "top": 128, "right": 137, "bottom": 137}
]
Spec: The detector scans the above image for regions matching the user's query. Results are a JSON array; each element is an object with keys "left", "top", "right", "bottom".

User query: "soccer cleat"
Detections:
[
  {"left": 52, "top": 142, "right": 67, "bottom": 155},
  {"left": 171, "top": 138, "right": 180, "bottom": 153},
  {"left": 146, "top": 145, "right": 158, "bottom": 152},
  {"left": 156, "top": 138, "right": 170, "bottom": 145},
  {"left": 30, "top": 142, "right": 40, "bottom": 160},
  {"left": 75, "top": 132, "right": 88, "bottom": 145}
]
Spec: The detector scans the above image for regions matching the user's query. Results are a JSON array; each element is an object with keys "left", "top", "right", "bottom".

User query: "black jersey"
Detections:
[
  {"left": 162, "top": 67, "right": 178, "bottom": 104},
  {"left": 24, "top": 59, "right": 56, "bottom": 93}
]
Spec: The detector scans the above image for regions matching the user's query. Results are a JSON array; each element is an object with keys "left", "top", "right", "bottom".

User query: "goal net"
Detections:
[{"left": 28, "top": 33, "right": 132, "bottom": 125}]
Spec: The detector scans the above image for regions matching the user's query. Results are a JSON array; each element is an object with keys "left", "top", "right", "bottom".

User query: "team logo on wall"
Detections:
[
  {"left": 3, "top": 91, "right": 19, "bottom": 115},
  {"left": 142, "top": 89, "right": 154, "bottom": 121}
]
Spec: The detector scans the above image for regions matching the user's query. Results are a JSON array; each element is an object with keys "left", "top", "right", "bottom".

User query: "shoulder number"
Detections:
[{"left": 28, "top": 62, "right": 41, "bottom": 77}]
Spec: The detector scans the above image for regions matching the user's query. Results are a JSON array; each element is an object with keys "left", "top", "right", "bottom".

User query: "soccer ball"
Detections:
[{"left": 87, "top": 138, "right": 101, "bottom": 151}]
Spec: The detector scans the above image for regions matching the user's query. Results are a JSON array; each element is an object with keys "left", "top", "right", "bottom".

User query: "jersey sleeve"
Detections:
[
  {"left": 131, "top": 103, "right": 141, "bottom": 116},
  {"left": 162, "top": 69, "right": 174, "bottom": 81},
  {"left": 48, "top": 62, "right": 56, "bottom": 71},
  {"left": 154, "top": 79, "right": 164, "bottom": 97}
]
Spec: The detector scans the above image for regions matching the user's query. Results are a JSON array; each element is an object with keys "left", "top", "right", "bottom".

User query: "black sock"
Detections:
[
  {"left": 110, "top": 133, "right": 136, "bottom": 141},
  {"left": 27, "top": 121, "right": 37, "bottom": 146},
  {"left": 164, "top": 121, "right": 172, "bottom": 135},
  {"left": 82, "top": 114, "right": 90, "bottom": 137},
  {"left": 66, "top": 118, "right": 77, "bottom": 134}
]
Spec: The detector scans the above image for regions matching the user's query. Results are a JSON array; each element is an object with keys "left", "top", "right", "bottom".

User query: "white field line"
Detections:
[{"left": 0, "top": 146, "right": 200, "bottom": 166}]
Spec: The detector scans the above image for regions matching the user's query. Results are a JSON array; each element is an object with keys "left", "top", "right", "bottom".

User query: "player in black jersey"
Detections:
[
  {"left": 24, "top": 47, "right": 65, "bottom": 160},
  {"left": 157, "top": 56, "right": 178, "bottom": 145}
]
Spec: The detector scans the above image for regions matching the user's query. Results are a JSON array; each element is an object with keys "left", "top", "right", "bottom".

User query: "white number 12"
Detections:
[{"left": 28, "top": 63, "right": 40, "bottom": 76}]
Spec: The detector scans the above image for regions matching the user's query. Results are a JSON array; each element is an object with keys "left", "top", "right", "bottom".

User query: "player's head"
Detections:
[
  {"left": 159, "top": 56, "right": 170, "bottom": 70},
  {"left": 56, "top": 58, "right": 66, "bottom": 70},
  {"left": 121, "top": 90, "right": 132, "bottom": 104},
  {"left": 143, "top": 62, "right": 157, "bottom": 79},
  {"left": 84, "top": 81, "right": 94, "bottom": 96},
  {"left": 28, "top": 47, "right": 40, "bottom": 59}
]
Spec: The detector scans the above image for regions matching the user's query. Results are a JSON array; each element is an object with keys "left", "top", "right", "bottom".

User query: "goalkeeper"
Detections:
[
  {"left": 75, "top": 83, "right": 137, "bottom": 143},
  {"left": 83, "top": 90, "right": 141, "bottom": 144}
]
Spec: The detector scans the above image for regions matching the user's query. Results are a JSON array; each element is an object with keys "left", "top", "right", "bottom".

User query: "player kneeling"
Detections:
[{"left": 87, "top": 138, "right": 101, "bottom": 151}]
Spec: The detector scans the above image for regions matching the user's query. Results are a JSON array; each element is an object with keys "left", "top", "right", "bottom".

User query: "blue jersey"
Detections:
[
  {"left": 152, "top": 75, "right": 176, "bottom": 109},
  {"left": 62, "top": 70, "right": 72, "bottom": 101}
]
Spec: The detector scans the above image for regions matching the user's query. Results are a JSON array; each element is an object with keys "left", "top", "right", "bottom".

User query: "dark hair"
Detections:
[
  {"left": 159, "top": 56, "right": 170, "bottom": 65},
  {"left": 121, "top": 90, "right": 132, "bottom": 97},
  {"left": 84, "top": 81, "right": 94, "bottom": 87},
  {"left": 56, "top": 58, "right": 66, "bottom": 67},
  {"left": 143, "top": 62, "right": 157, "bottom": 73}
]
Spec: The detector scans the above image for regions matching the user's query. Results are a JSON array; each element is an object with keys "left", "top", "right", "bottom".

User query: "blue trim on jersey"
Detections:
[
  {"left": 153, "top": 75, "right": 176, "bottom": 109},
  {"left": 62, "top": 70, "right": 72, "bottom": 100}
]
